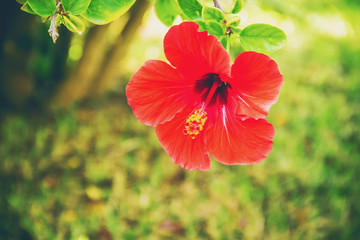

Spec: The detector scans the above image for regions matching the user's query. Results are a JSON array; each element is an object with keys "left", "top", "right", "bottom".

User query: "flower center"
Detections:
[
  {"left": 195, "top": 73, "right": 231, "bottom": 107},
  {"left": 183, "top": 109, "right": 208, "bottom": 139},
  {"left": 183, "top": 74, "right": 230, "bottom": 139}
]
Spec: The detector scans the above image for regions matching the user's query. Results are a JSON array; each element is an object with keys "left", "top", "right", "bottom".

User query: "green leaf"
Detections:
[
  {"left": 231, "top": 0, "right": 243, "bottom": 14},
  {"left": 229, "top": 33, "right": 240, "bottom": 45},
  {"left": 202, "top": 6, "right": 224, "bottom": 22},
  {"left": 81, "top": 0, "right": 136, "bottom": 25},
  {"left": 240, "top": 23, "right": 286, "bottom": 54},
  {"left": 195, "top": 20, "right": 225, "bottom": 37},
  {"left": 231, "top": 26, "right": 241, "bottom": 35},
  {"left": 62, "top": 0, "right": 91, "bottom": 15},
  {"left": 155, "top": 0, "right": 179, "bottom": 27},
  {"left": 226, "top": 14, "right": 240, "bottom": 27},
  {"left": 178, "top": 0, "right": 203, "bottom": 20},
  {"left": 21, "top": 2, "right": 36, "bottom": 14},
  {"left": 17, "top": 0, "right": 27, "bottom": 4},
  {"left": 27, "top": 0, "right": 56, "bottom": 16},
  {"left": 63, "top": 15, "right": 85, "bottom": 34},
  {"left": 220, "top": 36, "right": 227, "bottom": 49}
]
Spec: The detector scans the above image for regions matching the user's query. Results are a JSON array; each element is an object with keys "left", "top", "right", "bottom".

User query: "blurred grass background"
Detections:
[{"left": 1, "top": 0, "right": 360, "bottom": 239}]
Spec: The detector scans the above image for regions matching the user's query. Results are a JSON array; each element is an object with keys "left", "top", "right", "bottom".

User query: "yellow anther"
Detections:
[{"left": 183, "top": 109, "right": 208, "bottom": 139}]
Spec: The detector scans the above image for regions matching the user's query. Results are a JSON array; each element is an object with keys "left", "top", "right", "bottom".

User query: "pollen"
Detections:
[{"left": 184, "top": 109, "right": 208, "bottom": 139}]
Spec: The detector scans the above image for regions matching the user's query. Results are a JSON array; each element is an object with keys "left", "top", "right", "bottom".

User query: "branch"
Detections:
[
  {"left": 48, "top": 12, "right": 59, "bottom": 43},
  {"left": 213, "top": 0, "right": 224, "bottom": 12},
  {"left": 48, "top": 0, "right": 61, "bottom": 43}
]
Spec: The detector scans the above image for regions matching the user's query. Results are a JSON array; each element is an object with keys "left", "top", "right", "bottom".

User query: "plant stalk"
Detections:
[
  {"left": 213, "top": 0, "right": 224, "bottom": 12},
  {"left": 48, "top": 0, "right": 61, "bottom": 43}
]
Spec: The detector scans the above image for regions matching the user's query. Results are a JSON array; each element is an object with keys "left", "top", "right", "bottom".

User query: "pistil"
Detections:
[{"left": 203, "top": 80, "right": 221, "bottom": 108}]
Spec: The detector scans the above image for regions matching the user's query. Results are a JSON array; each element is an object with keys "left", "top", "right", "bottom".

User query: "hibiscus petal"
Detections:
[
  {"left": 156, "top": 109, "right": 210, "bottom": 171},
  {"left": 164, "top": 22, "right": 231, "bottom": 80},
  {"left": 206, "top": 106, "right": 275, "bottom": 165},
  {"left": 126, "top": 60, "right": 196, "bottom": 127},
  {"left": 230, "top": 51, "right": 283, "bottom": 119}
]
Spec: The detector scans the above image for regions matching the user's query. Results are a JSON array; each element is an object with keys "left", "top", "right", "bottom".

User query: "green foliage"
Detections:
[
  {"left": 20, "top": 2, "right": 36, "bottom": 14},
  {"left": 220, "top": 35, "right": 228, "bottom": 48},
  {"left": 81, "top": 0, "right": 136, "bottom": 24},
  {"left": 27, "top": 0, "right": 56, "bottom": 16},
  {"left": 231, "top": 26, "right": 241, "bottom": 35},
  {"left": 20, "top": 0, "right": 136, "bottom": 23},
  {"left": 178, "top": 0, "right": 203, "bottom": 20},
  {"left": 155, "top": 0, "right": 180, "bottom": 27},
  {"left": 153, "top": 0, "right": 287, "bottom": 54},
  {"left": 18, "top": 0, "right": 288, "bottom": 54},
  {"left": 17, "top": 0, "right": 136, "bottom": 43},
  {"left": 61, "top": 0, "right": 91, "bottom": 15},
  {"left": 202, "top": 5, "right": 225, "bottom": 22},
  {"left": 63, "top": 15, "right": 85, "bottom": 34},
  {"left": 195, "top": 20, "right": 225, "bottom": 37},
  {"left": 239, "top": 23, "right": 287, "bottom": 54},
  {"left": 231, "top": 0, "right": 243, "bottom": 14},
  {"left": 226, "top": 14, "right": 240, "bottom": 27}
]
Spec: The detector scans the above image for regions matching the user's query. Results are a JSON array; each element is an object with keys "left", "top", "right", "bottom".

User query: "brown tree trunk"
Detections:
[
  {"left": 52, "top": 24, "right": 111, "bottom": 108},
  {"left": 90, "top": 0, "right": 151, "bottom": 95},
  {"left": 52, "top": 0, "right": 151, "bottom": 108}
]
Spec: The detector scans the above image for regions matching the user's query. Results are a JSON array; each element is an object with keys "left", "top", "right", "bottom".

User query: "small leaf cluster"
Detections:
[
  {"left": 155, "top": 0, "right": 286, "bottom": 54},
  {"left": 17, "top": 0, "right": 136, "bottom": 42}
]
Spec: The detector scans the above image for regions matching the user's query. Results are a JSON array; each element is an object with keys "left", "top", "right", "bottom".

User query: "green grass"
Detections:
[{"left": 0, "top": 66, "right": 359, "bottom": 239}]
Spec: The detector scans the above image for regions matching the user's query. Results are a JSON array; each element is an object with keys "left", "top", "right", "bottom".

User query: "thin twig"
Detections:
[
  {"left": 213, "top": 0, "right": 224, "bottom": 12},
  {"left": 48, "top": 0, "right": 61, "bottom": 43},
  {"left": 212, "top": 0, "right": 234, "bottom": 35},
  {"left": 48, "top": 12, "right": 59, "bottom": 43}
]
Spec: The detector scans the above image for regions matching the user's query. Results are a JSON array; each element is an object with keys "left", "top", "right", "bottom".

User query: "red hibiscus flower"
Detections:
[{"left": 126, "top": 22, "right": 283, "bottom": 171}]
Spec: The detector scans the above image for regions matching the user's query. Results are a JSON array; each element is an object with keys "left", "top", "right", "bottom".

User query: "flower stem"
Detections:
[
  {"left": 226, "top": 35, "right": 230, "bottom": 54},
  {"left": 213, "top": 0, "right": 232, "bottom": 53},
  {"left": 213, "top": 0, "right": 224, "bottom": 12},
  {"left": 226, "top": 34, "right": 230, "bottom": 53}
]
